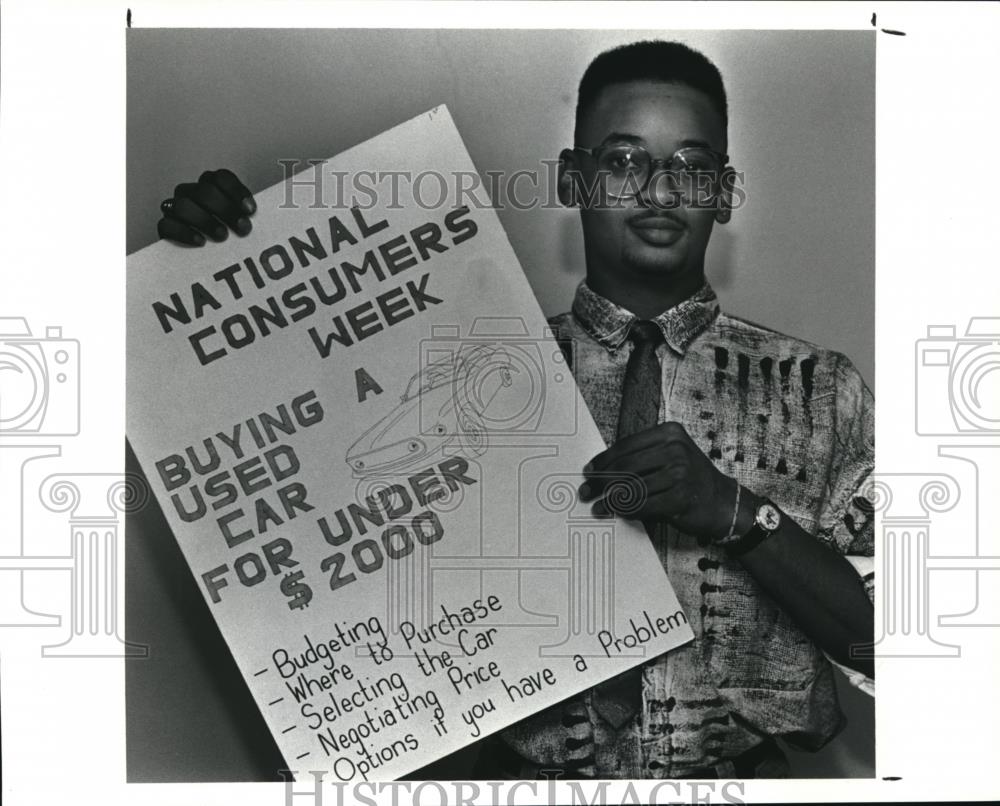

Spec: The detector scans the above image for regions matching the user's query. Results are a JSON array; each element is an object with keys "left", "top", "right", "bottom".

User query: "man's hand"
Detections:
[
  {"left": 157, "top": 169, "right": 257, "bottom": 246},
  {"left": 579, "top": 421, "right": 738, "bottom": 540}
]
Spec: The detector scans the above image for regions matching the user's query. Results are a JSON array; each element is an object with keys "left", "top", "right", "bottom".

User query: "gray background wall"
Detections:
[{"left": 126, "top": 28, "right": 875, "bottom": 780}]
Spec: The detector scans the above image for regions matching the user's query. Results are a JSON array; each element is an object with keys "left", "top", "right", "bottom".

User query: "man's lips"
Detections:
[
  {"left": 628, "top": 212, "right": 685, "bottom": 246},
  {"left": 628, "top": 212, "right": 685, "bottom": 231}
]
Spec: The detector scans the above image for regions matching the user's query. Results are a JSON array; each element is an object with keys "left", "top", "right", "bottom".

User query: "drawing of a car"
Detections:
[{"left": 345, "top": 345, "right": 514, "bottom": 477}]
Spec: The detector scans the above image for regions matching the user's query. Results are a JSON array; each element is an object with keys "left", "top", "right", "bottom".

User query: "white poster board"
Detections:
[{"left": 126, "top": 106, "right": 693, "bottom": 782}]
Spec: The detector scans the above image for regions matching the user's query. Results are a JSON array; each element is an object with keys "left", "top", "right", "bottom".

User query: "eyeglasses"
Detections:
[{"left": 573, "top": 143, "right": 729, "bottom": 201}]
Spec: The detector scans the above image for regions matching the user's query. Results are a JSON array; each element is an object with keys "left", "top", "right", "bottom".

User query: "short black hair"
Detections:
[{"left": 575, "top": 40, "right": 728, "bottom": 143}]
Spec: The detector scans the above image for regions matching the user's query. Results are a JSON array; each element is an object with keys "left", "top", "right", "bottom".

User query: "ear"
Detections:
[
  {"left": 715, "top": 165, "right": 735, "bottom": 224},
  {"left": 557, "top": 148, "right": 581, "bottom": 208}
]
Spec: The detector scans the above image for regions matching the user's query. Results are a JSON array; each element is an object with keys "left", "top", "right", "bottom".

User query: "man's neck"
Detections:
[{"left": 586, "top": 269, "right": 706, "bottom": 320}]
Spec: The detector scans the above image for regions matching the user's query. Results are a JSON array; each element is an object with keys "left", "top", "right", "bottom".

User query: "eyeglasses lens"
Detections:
[{"left": 596, "top": 146, "right": 723, "bottom": 200}]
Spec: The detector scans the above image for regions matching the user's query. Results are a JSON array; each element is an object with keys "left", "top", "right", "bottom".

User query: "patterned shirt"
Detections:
[{"left": 498, "top": 280, "right": 875, "bottom": 778}]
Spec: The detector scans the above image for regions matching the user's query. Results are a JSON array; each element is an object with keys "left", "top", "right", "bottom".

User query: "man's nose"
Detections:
[{"left": 641, "top": 167, "right": 685, "bottom": 210}]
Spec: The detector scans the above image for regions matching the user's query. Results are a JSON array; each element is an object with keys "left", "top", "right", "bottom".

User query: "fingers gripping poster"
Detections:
[{"left": 126, "top": 106, "right": 694, "bottom": 782}]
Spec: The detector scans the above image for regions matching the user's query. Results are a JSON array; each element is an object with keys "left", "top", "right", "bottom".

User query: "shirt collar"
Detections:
[{"left": 571, "top": 279, "right": 720, "bottom": 355}]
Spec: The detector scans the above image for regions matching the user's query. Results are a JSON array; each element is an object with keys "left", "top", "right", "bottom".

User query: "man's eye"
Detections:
[
  {"left": 678, "top": 151, "right": 719, "bottom": 173},
  {"left": 607, "top": 152, "right": 640, "bottom": 171},
  {"left": 683, "top": 161, "right": 713, "bottom": 173}
]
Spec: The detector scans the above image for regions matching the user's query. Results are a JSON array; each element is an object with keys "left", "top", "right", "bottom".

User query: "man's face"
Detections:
[{"left": 571, "top": 80, "right": 728, "bottom": 283}]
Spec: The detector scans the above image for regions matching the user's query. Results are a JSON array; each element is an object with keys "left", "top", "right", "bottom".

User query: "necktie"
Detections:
[
  {"left": 592, "top": 319, "right": 664, "bottom": 729},
  {"left": 616, "top": 320, "right": 665, "bottom": 440}
]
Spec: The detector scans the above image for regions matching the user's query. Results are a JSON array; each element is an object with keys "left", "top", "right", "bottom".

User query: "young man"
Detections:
[{"left": 156, "top": 40, "right": 874, "bottom": 780}]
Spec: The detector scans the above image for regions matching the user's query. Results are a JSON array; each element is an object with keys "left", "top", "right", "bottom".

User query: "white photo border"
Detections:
[{"left": 2, "top": 1, "right": 999, "bottom": 803}]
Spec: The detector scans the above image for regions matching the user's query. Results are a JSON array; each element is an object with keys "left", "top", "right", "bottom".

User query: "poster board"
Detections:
[{"left": 126, "top": 106, "right": 693, "bottom": 781}]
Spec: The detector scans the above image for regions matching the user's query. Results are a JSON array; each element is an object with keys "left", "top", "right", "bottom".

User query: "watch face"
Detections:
[{"left": 757, "top": 502, "right": 782, "bottom": 531}]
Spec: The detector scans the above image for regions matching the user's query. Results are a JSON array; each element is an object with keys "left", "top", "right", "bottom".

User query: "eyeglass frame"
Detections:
[{"left": 572, "top": 143, "right": 731, "bottom": 201}]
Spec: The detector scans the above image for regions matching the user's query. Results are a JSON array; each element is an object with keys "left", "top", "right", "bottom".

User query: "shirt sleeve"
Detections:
[
  {"left": 824, "top": 555, "right": 875, "bottom": 696},
  {"left": 815, "top": 352, "right": 875, "bottom": 696}
]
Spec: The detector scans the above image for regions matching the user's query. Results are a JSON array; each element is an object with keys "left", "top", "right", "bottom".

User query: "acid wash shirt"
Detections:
[{"left": 499, "top": 280, "right": 875, "bottom": 778}]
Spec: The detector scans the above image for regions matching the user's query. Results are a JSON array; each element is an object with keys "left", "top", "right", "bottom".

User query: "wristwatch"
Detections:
[{"left": 725, "top": 497, "right": 783, "bottom": 556}]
